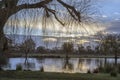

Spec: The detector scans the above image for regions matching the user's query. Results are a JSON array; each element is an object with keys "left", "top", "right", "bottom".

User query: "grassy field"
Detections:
[{"left": 0, "top": 71, "right": 120, "bottom": 80}]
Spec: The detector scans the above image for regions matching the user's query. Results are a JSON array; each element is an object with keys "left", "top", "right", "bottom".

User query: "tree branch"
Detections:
[
  {"left": 7, "top": 0, "right": 53, "bottom": 15},
  {"left": 43, "top": 5, "right": 64, "bottom": 26},
  {"left": 57, "top": 0, "right": 81, "bottom": 22}
]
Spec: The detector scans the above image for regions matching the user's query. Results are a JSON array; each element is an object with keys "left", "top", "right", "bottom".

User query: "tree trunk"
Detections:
[
  {"left": 24, "top": 50, "right": 29, "bottom": 70},
  {"left": 0, "top": 13, "right": 8, "bottom": 53},
  {"left": 104, "top": 52, "right": 107, "bottom": 66},
  {"left": 115, "top": 52, "right": 117, "bottom": 66},
  {"left": 104, "top": 57, "right": 107, "bottom": 66}
]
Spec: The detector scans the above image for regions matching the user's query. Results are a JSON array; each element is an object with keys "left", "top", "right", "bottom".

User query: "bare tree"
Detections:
[
  {"left": 19, "top": 37, "right": 36, "bottom": 70},
  {"left": 99, "top": 34, "right": 120, "bottom": 66},
  {"left": 0, "top": 0, "right": 96, "bottom": 53},
  {"left": 62, "top": 42, "right": 74, "bottom": 58}
]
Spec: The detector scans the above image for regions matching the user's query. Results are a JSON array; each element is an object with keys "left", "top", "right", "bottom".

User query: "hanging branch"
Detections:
[{"left": 57, "top": 0, "right": 81, "bottom": 22}]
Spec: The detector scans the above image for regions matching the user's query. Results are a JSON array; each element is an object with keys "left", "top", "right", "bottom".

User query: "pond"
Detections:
[{"left": 3, "top": 58, "right": 120, "bottom": 73}]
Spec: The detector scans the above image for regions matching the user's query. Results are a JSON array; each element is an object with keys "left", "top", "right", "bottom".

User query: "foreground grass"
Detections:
[{"left": 0, "top": 71, "right": 120, "bottom": 80}]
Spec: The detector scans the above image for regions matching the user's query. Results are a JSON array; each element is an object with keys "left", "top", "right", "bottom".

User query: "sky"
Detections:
[
  {"left": 98, "top": 0, "right": 120, "bottom": 33},
  {"left": 4, "top": 0, "right": 120, "bottom": 36}
]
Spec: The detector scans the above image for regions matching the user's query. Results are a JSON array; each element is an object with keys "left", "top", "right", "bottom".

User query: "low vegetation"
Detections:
[
  {"left": 0, "top": 55, "right": 8, "bottom": 70},
  {"left": 0, "top": 71, "right": 120, "bottom": 80}
]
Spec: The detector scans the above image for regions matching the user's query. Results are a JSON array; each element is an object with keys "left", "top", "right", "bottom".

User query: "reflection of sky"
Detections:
[{"left": 3, "top": 58, "right": 120, "bottom": 73}]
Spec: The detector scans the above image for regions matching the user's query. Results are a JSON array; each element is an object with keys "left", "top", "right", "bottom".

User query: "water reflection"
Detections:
[
  {"left": 63, "top": 57, "right": 74, "bottom": 73},
  {"left": 3, "top": 58, "right": 120, "bottom": 73}
]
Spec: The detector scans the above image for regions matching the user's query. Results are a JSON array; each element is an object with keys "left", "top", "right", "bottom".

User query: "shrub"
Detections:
[
  {"left": 40, "top": 66, "right": 44, "bottom": 72},
  {"left": 117, "top": 64, "right": 120, "bottom": 73},
  {"left": 0, "top": 55, "right": 8, "bottom": 70},
  {"left": 93, "top": 68, "right": 99, "bottom": 73},
  {"left": 98, "top": 64, "right": 113, "bottom": 73},
  {"left": 87, "top": 69, "right": 91, "bottom": 74},
  {"left": 110, "top": 70, "right": 117, "bottom": 77},
  {"left": 16, "top": 64, "right": 22, "bottom": 71},
  {"left": 98, "top": 66, "right": 104, "bottom": 73},
  {"left": 104, "top": 64, "right": 114, "bottom": 73}
]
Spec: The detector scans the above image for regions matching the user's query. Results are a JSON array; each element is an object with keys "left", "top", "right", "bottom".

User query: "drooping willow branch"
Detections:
[
  {"left": 43, "top": 5, "right": 65, "bottom": 26},
  {"left": 57, "top": 0, "right": 81, "bottom": 22}
]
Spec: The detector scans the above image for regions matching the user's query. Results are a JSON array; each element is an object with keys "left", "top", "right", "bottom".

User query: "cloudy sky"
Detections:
[{"left": 98, "top": 0, "right": 120, "bottom": 33}]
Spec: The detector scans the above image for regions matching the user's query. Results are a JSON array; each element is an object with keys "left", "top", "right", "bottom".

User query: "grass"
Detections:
[{"left": 0, "top": 71, "right": 120, "bottom": 80}]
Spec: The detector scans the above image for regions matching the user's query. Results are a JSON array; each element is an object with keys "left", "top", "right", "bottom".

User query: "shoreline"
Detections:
[{"left": 6, "top": 53, "right": 120, "bottom": 58}]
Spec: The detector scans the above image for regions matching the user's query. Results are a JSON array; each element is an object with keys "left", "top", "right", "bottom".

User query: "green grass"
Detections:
[{"left": 0, "top": 71, "right": 120, "bottom": 80}]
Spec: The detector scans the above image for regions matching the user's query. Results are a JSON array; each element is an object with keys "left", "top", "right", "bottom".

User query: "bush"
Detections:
[
  {"left": 98, "top": 66, "right": 104, "bottom": 73},
  {"left": 110, "top": 70, "right": 117, "bottom": 77},
  {"left": 0, "top": 55, "right": 8, "bottom": 70},
  {"left": 87, "top": 69, "right": 91, "bottom": 74},
  {"left": 40, "top": 66, "right": 44, "bottom": 72},
  {"left": 93, "top": 68, "right": 99, "bottom": 73},
  {"left": 98, "top": 64, "right": 114, "bottom": 73},
  {"left": 117, "top": 64, "right": 120, "bottom": 73},
  {"left": 104, "top": 64, "right": 114, "bottom": 73},
  {"left": 16, "top": 64, "right": 22, "bottom": 71}
]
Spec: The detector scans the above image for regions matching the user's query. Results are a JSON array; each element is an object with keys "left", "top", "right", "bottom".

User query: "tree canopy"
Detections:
[{"left": 0, "top": 0, "right": 95, "bottom": 52}]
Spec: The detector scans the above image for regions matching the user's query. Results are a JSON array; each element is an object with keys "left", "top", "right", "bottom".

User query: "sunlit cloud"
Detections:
[
  {"left": 42, "top": 38, "right": 57, "bottom": 42},
  {"left": 102, "top": 15, "right": 107, "bottom": 18},
  {"left": 75, "top": 39, "right": 90, "bottom": 45}
]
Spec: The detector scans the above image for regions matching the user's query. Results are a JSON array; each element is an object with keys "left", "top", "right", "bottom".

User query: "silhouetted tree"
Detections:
[
  {"left": 94, "top": 46, "right": 100, "bottom": 54},
  {"left": 62, "top": 42, "right": 74, "bottom": 57},
  {"left": 19, "top": 37, "right": 36, "bottom": 69},
  {"left": 100, "top": 34, "right": 120, "bottom": 66},
  {"left": 86, "top": 45, "right": 93, "bottom": 54},
  {"left": 36, "top": 46, "right": 46, "bottom": 53},
  {"left": 78, "top": 44, "right": 85, "bottom": 54}
]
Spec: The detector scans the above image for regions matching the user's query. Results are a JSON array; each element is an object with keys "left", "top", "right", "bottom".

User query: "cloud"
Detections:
[
  {"left": 102, "top": 15, "right": 107, "bottom": 18},
  {"left": 114, "top": 12, "right": 120, "bottom": 15},
  {"left": 105, "top": 20, "right": 120, "bottom": 33},
  {"left": 115, "top": 18, "right": 120, "bottom": 21}
]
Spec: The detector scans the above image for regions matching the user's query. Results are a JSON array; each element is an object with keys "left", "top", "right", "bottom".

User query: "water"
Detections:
[{"left": 3, "top": 58, "right": 120, "bottom": 73}]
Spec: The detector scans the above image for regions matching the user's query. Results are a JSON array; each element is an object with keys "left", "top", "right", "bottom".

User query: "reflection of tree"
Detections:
[
  {"left": 36, "top": 58, "right": 44, "bottom": 71},
  {"left": 19, "top": 37, "right": 36, "bottom": 70},
  {"left": 77, "top": 59, "right": 85, "bottom": 71},
  {"left": 94, "top": 58, "right": 101, "bottom": 66},
  {"left": 86, "top": 59, "right": 92, "bottom": 65},
  {"left": 63, "top": 57, "right": 73, "bottom": 72},
  {"left": 36, "top": 58, "right": 44, "bottom": 64}
]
